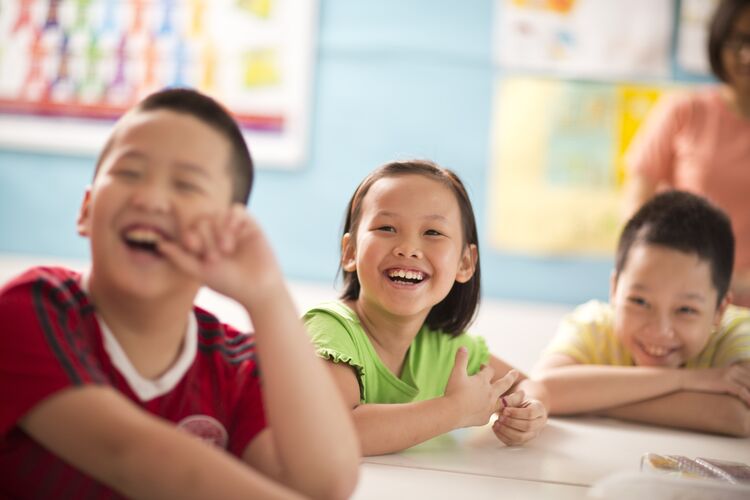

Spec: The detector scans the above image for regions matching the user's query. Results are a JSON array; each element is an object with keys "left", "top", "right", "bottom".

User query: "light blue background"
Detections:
[{"left": 0, "top": 0, "right": 713, "bottom": 304}]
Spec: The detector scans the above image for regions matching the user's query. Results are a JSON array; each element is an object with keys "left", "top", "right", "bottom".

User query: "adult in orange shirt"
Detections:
[{"left": 623, "top": 0, "right": 750, "bottom": 306}]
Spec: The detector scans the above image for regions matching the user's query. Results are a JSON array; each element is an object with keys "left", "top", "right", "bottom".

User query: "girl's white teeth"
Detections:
[{"left": 389, "top": 269, "right": 424, "bottom": 281}]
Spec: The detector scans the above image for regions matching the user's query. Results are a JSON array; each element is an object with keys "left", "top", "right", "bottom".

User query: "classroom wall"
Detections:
[{"left": 0, "top": 0, "right": 710, "bottom": 304}]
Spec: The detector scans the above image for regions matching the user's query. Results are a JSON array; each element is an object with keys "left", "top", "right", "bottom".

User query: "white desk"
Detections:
[
  {"left": 365, "top": 416, "right": 750, "bottom": 485},
  {"left": 356, "top": 417, "right": 750, "bottom": 498},
  {"left": 353, "top": 462, "right": 589, "bottom": 500}
]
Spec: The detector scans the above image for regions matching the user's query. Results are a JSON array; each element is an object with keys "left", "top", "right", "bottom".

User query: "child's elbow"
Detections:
[
  {"left": 308, "top": 442, "right": 360, "bottom": 500},
  {"left": 732, "top": 407, "right": 750, "bottom": 438},
  {"left": 310, "top": 463, "right": 359, "bottom": 500},
  {"left": 718, "top": 397, "right": 750, "bottom": 437}
]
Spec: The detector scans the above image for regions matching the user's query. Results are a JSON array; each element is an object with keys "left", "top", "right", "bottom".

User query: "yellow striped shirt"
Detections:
[{"left": 545, "top": 300, "right": 750, "bottom": 368}]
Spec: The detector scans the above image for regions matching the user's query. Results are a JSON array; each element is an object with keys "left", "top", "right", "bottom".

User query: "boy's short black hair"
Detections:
[
  {"left": 615, "top": 191, "right": 735, "bottom": 304},
  {"left": 339, "top": 160, "right": 481, "bottom": 336},
  {"left": 708, "top": 0, "right": 750, "bottom": 83},
  {"left": 95, "top": 88, "right": 254, "bottom": 205}
]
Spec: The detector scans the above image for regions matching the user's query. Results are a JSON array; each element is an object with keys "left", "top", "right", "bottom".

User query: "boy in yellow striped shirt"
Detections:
[{"left": 534, "top": 191, "right": 750, "bottom": 436}]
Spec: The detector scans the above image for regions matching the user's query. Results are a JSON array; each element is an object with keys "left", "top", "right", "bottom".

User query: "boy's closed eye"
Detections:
[
  {"left": 375, "top": 225, "right": 396, "bottom": 233},
  {"left": 112, "top": 166, "right": 143, "bottom": 179},
  {"left": 174, "top": 179, "right": 204, "bottom": 194},
  {"left": 676, "top": 305, "right": 699, "bottom": 315},
  {"left": 424, "top": 229, "right": 444, "bottom": 237},
  {"left": 627, "top": 296, "right": 649, "bottom": 308}
]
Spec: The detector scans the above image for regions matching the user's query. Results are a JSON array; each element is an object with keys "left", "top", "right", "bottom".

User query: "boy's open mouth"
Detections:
[
  {"left": 386, "top": 268, "right": 426, "bottom": 284},
  {"left": 122, "top": 227, "right": 165, "bottom": 257}
]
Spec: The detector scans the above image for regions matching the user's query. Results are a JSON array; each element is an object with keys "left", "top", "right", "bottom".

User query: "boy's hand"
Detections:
[
  {"left": 158, "top": 204, "right": 281, "bottom": 307},
  {"left": 444, "top": 347, "right": 519, "bottom": 428},
  {"left": 681, "top": 363, "right": 750, "bottom": 407},
  {"left": 492, "top": 396, "right": 547, "bottom": 446}
]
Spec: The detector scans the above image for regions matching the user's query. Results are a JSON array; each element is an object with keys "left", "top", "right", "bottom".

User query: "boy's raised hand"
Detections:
[
  {"left": 158, "top": 204, "right": 281, "bottom": 308},
  {"left": 491, "top": 393, "right": 547, "bottom": 446},
  {"left": 444, "top": 347, "right": 519, "bottom": 428}
]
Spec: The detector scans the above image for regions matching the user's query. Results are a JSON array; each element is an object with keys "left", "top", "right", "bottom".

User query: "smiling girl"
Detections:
[{"left": 303, "top": 160, "right": 548, "bottom": 455}]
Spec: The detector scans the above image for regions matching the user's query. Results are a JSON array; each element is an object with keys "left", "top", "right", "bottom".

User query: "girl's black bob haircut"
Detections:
[{"left": 339, "top": 160, "right": 481, "bottom": 336}]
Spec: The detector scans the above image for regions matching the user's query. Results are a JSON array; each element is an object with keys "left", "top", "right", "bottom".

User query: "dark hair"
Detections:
[
  {"left": 339, "top": 160, "right": 481, "bottom": 336},
  {"left": 95, "top": 88, "right": 254, "bottom": 205},
  {"left": 708, "top": 0, "right": 750, "bottom": 83},
  {"left": 615, "top": 191, "right": 735, "bottom": 304}
]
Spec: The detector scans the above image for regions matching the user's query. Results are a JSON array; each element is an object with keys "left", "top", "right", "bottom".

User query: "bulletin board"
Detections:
[
  {"left": 0, "top": 0, "right": 318, "bottom": 168},
  {"left": 494, "top": 0, "right": 672, "bottom": 80},
  {"left": 489, "top": 0, "right": 694, "bottom": 256},
  {"left": 488, "top": 77, "right": 671, "bottom": 256}
]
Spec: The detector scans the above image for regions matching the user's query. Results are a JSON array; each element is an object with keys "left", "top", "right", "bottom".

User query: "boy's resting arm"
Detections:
[
  {"left": 238, "top": 284, "right": 360, "bottom": 499},
  {"left": 160, "top": 210, "right": 359, "bottom": 499},
  {"left": 535, "top": 355, "right": 750, "bottom": 415},
  {"left": 535, "top": 354, "right": 689, "bottom": 414},
  {"left": 597, "top": 391, "right": 750, "bottom": 437},
  {"left": 21, "top": 385, "right": 301, "bottom": 500}
]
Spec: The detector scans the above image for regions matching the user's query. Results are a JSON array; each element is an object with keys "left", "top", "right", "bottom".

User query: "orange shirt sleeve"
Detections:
[{"left": 625, "top": 91, "right": 693, "bottom": 185}]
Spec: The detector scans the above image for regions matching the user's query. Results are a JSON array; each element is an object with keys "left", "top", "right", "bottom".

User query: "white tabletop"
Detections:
[
  {"left": 363, "top": 416, "right": 750, "bottom": 487},
  {"left": 353, "top": 462, "right": 590, "bottom": 500}
]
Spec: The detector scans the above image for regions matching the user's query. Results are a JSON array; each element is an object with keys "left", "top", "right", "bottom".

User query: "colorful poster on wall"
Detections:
[
  {"left": 488, "top": 77, "right": 670, "bottom": 256},
  {"left": 493, "top": 0, "right": 672, "bottom": 80},
  {"left": 0, "top": 0, "right": 317, "bottom": 167}
]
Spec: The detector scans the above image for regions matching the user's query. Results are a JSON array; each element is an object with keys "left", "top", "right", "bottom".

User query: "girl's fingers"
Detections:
[
  {"left": 502, "top": 401, "right": 546, "bottom": 420},
  {"left": 491, "top": 370, "right": 519, "bottom": 398},
  {"left": 492, "top": 420, "right": 537, "bottom": 446},
  {"left": 499, "top": 390, "right": 524, "bottom": 408},
  {"left": 479, "top": 364, "right": 497, "bottom": 385},
  {"left": 496, "top": 414, "right": 534, "bottom": 433}
]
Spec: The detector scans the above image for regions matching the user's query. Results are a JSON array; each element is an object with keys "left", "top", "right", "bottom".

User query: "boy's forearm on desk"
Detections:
[
  {"left": 536, "top": 365, "right": 684, "bottom": 414},
  {"left": 599, "top": 391, "right": 750, "bottom": 437}
]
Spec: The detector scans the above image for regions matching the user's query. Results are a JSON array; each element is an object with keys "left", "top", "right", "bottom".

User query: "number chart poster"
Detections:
[
  {"left": 0, "top": 0, "right": 318, "bottom": 167},
  {"left": 488, "top": 77, "right": 672, "bottom": 256}
]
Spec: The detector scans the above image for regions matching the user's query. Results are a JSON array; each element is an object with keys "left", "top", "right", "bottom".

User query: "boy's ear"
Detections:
[
  {"left": 713, "top": 291, "right": 732, "bottom": 326},
  {"left": 76, "top": 187, "right": 92, "bottom": 237},
  {"left": 456, "top": 243, "right": 478, "bottom": 284},
  {"left": 341, "top": 233, "right": 356, "bottom": 272},
  {"left": 608, "top": 270, "right": 618, "bottom": 303}
]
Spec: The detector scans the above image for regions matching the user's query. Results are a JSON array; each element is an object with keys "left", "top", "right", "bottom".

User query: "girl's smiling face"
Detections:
[
  {"left": 610, "top": 243, "right": 728, "bottom": 367},
  {"left": 342, "top": 174, "right": 476, "bottom": 323}
]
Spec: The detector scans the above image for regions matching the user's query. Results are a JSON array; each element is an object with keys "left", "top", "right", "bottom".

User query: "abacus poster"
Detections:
[{"left": 0, "top": 0, "right": 318, "bottom": 167}]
